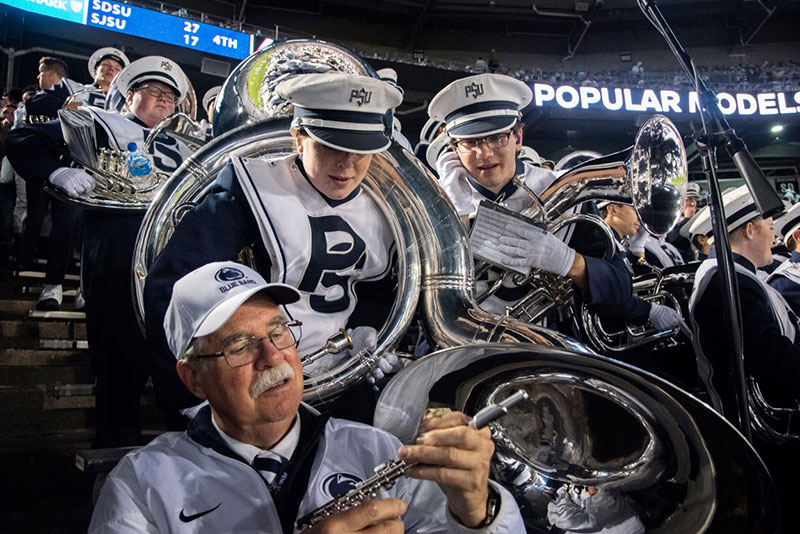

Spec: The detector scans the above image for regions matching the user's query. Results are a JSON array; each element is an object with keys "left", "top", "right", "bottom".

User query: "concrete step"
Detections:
[
  {"left": 0, "top": 366, "right": 94, "bottom": 387},
  {"left": 14, "top": 270, "right": 80, "bottom": 283},
  {"left": 39, "top": 339, "right": 89, "bottom": 350},
  {"left": 0, "top": 348, "right": 89, "bottom": 367},
  {"left": 0, "top": 319, "right": 87, "bottom": 341},
  {"left": 0, "top": 298, "right": 83, "bottom": 316},
  {"left": 29, "top": 310, "right": 86, "bottom": 321}
]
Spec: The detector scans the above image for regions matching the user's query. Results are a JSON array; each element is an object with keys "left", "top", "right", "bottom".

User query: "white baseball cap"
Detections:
[
  {"left": 164, "top": 261, "right": 300, "bottom": 359},
  {"left": 428, "top": 73, "right": 531, "bottom": 139}
]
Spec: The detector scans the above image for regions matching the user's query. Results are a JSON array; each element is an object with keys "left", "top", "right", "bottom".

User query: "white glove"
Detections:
[
  {"left": 649, "top": 303, "right": 690, "bottom": 336},
  {"left": 496, "top": 224, "right": 576, "bottom": 277},
  {"left": 48, "top": 167, "right": 94, "bottom": 198},
  {"left": 627, "top": 226, "right": 649, "bottom": 254},
  {"left": 435, "top": 150, "right": 467, "bottom": 180},
  {"left": 347, "top": 326, "right": 403, "bottom": 385}
]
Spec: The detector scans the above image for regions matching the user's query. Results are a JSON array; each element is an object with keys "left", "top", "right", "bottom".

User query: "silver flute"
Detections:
[{"left": 295, "top": 389, "right": 529, "bottom": 531}]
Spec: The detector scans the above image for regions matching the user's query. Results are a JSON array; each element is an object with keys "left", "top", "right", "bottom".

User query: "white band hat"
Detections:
[
  {"left": 277, "top": 73, "right": 403, "bottom": 154},
  {"left": 114, "top": 56, "right": 189, "bottom": 104},
  {"left": 88, "top": 47, "right": 129, "bottom": 77},
  {"left": 428, "top": 73, "right": 531, "bottom": 139}
]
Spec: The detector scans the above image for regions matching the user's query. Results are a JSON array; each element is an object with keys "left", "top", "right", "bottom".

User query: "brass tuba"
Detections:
[{"left": 41, "top": 67, "right": 202, "bottom": 213}]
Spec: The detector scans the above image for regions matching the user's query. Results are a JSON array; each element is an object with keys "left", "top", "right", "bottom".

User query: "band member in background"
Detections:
[
  {"left": 667, "top": 181, "right": 701, "bottom": 262},
  {"left": 428, "top": 73, "right": 684, "bottom": 339},
  {"left": 768, "top": 201, "right": 800, "bottom": 315},
  {"left": 76, "top": 47, "right": 130, "bottom": 109},
  {"left": 199, "top": 85, "right": 221, "bottom": 140},
  {"left": 91, "top": 261, "right": 524, "bottom": 533},
  {"left": 144, "top": 73, "right": 405, "bottom": 423},
  {"left": 7, "top": 56, "right": 194, "bottom": 447},
  {"left": 688, "top": 185, "right": 800, "bottom": 529},
  {"left": 689, "top": 185, "right": 800, "bottom": 421}
]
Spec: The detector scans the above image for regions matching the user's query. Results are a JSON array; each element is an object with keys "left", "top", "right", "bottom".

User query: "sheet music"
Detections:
[
  {"left": 469, "top": 200, "right": 546, "bottom": 276},
  {"left": 58, "top": 108, "right": 98, "bottom": 168}
]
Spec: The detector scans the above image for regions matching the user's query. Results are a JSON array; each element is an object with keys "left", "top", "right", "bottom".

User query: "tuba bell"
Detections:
[{"left": 374, "top": 344, "right": 780, "bottom": 532}]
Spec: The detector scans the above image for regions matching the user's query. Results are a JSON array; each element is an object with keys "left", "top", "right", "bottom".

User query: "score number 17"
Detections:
[{"left": 183, "top": 21, "right": 200, "bottom": 46}]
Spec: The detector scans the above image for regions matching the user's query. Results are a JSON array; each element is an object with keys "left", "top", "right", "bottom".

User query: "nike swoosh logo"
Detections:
[{"left": 179, "top": 503, "right": 221, "bottom": 523}]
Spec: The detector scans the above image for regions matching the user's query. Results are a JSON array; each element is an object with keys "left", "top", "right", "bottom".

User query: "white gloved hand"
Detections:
[
  {"left": 627, "top": 226, "right": 649, "bottom": 254},
  {"left": 366, "top": 352, "right": 403, "bottom": 385},
  {"left": 649, "top": 303, "right": 690, "bottom": 336},
  {"left": 347, "top": 326, "right": 403, "bottom": 385},
  {"left": 48, "top": 167, "right": 94, "bottom": 198},
  {"left": 436, "top": 150, "right": 467, "bottom": 179},
  {"left": 496, "top": 224, "right": 576, "bottom": 277}
]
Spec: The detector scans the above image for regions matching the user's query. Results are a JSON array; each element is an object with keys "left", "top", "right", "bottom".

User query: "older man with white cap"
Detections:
[
  {"left": 7, "top": 55, "right": 194, "bottom": 448},
  {"left": 145, "top": 73, "right": 405, "bottom": 424},
  {"left": 91, "top": 260, "right": 524, "bottom": 533},
  {"left": 427, "top": 73, "right": 669, "bottom": 336}
]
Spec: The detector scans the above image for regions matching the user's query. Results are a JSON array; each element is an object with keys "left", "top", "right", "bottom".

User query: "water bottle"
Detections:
[{"left": 125, "top": 142, "right": 152, "bottom": 177}]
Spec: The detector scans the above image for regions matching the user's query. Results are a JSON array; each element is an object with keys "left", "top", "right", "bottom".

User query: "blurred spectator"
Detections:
[{"left": 474, "top": 56, "right": 488, "bottom": 74}]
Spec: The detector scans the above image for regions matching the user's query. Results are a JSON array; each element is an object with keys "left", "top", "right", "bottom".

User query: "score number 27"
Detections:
[{"left": 183, "top": 21, "right": 200, "bottom": 46}]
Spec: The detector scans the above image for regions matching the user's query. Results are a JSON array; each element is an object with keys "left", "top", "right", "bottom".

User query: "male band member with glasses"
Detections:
[
  {"left": 90, "top": 261, "right": 525, "bottom": 533},
  {"left": 145, "top": 73, "right": 405, "bottom": 424},
  {"left": 427, "top": 73, "right": 679, "bottom": 335},
  {"left": 7, "top": 56, "right": 194, "bottom": 447}
]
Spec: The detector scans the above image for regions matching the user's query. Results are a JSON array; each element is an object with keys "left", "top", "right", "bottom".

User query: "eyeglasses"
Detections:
[
  {"left": 194, "top": 321, "right": 303, "bottom": 367},
  {"left": 453, "top": 132, "right": 512, "bottom": 153},
  {"left": 136, "top": 84, "right": 177, "bottom": 104}
]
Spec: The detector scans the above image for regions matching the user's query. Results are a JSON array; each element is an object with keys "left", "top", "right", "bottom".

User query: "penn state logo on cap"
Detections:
[
  {"left": 88, "top": 47, "right": 129, "bottom": 77},
  {"left": 164, "top": 261, "right": 301, "bottom": 359},
  {"left": 277, "top": 73, "right": 403, "bottom": 154},
  {"left": 428, "top": 73, "right": 532, "bottom": 139},
  {"left": 321, "top": 473, "right": 363, "bottom": 499},
  {"left": 214, "top": 266, "right": 245, "bottom": 283}
]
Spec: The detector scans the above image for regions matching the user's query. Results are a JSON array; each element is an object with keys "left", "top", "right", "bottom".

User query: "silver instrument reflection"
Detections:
[
  {"left": 374, "top": 344, "right": 780, "bottom": 533},
  {"left": 212, "top": 39, "right": 375, "bottom": 136}
]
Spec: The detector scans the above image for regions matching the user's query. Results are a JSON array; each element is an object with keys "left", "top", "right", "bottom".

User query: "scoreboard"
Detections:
[{"left": 2, "top": 0, "right": 254, "bottom": 60}]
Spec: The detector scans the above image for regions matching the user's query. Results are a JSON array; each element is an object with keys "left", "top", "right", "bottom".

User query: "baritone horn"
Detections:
[{"left": 479, "top": 115, "right": 688, "bottom": 343}]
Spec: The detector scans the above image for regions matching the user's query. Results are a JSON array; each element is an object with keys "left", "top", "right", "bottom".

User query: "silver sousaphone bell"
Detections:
[{"left": 374, "top": 344, "right": 779, "bottom": 533}]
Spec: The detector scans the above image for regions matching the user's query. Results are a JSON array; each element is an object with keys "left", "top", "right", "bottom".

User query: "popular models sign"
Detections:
[{"left": 532, "top": 83, "right": 800, "bottom": 117}]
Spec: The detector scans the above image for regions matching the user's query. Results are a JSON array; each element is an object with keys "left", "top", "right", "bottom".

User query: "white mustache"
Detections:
[{"left": 249, "top": 361, "right": 295, "bottom": 398}]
